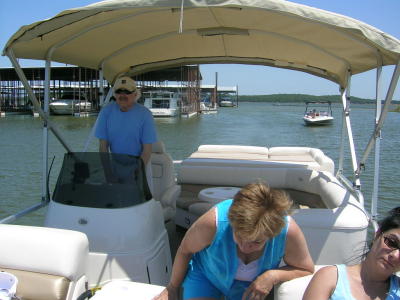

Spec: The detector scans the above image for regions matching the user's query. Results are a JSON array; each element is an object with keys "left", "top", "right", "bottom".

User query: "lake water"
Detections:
[{"left": 0, "top": 102, "right": 399, "bottom": 225}]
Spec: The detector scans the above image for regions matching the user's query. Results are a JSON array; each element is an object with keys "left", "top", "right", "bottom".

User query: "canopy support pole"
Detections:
[
  {"left": 337, "top": 71, "right": 363, "bottom": 205},
  {"left": 370, "top": 65, "right": 383, "bottom": 229},
  {"left": 99, "top": 68, "right": 105, "bottom": 106},
  {"left": 359, "top": 61, "right": 400, "bottom": 168},
  {"left": 6, "top": 49, "right": 74, "bottom": 153},
  {"left": 42, "top": 60, "right": 51, "bottom": 202},
  {"left": 83, "top": 88, "right": 113, "bottom": 152},
  {"left": 345, "top": 76, "right": 361, "bottom": 188},
  {"left": 359, "top": 61, "right": 400, "bottom": 227},
  {"left": 0, "top": 202, "right": 48, "bottom": 224},
  {"left": 337, "top": 87, "right": 346, "bottom": 178}
]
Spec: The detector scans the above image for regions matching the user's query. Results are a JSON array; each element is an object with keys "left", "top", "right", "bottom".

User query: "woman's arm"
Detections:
[
  {"left": 272, "top": 218, "right": 315, "bottom": 281},
  {"left": 153, "top": 208, "right": 217, "bottom": 300},
  {"left": 243, "top": 218, "right": 314, "bottom": 299},
  {"left": 302, "top": 266, "right": 337, "bottom": 300}
]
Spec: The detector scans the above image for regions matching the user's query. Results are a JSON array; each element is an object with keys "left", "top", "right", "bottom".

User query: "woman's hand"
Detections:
[
  {"left": 152, "top": 284, "right": 178, "bottom": 300},
  {"left": 242, "top": 271, "right": 276, "bottom": 300}
]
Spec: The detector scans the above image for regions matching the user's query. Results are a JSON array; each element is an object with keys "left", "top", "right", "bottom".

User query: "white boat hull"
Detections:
[
  {"left": 143, "top": 91, "right": 180, "bottom": 118},
  {"left": 49, "top": 101, "right": 92, "bottom": 115},
  {"left": 303, "top": 115, "right": 334, "bottom": 125},
  {"left": 219, "top": 100, "right": 235, "bottom": 107},
  {"left": 150, "top": 108, "right": 179, "bottom": 117}
]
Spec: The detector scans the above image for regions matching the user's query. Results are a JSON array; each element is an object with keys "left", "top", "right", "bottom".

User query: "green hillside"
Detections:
[{"left": 237, "top": 94, "right": 400, "bottom": 104}]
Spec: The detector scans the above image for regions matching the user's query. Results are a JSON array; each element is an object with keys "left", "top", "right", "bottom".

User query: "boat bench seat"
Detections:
[
  {"left": 0, "top": 224, "right": 89, "bottom": 300},
  {"left": 185, "top": 145, "right": 334, "bottom": 173},
  {"left": 175, "top": 164, "right": 368, "bottom": 265},
  {"left": 176, "top": 183, "right": 323, "bottom": 217},
  {"left": 177, "top": 168, "right": 345, "bottom": 211}
]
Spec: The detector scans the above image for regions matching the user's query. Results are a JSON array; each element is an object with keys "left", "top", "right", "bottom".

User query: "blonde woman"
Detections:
[{"left": 154, "top": 182, "right": 314, "bottom": 300}]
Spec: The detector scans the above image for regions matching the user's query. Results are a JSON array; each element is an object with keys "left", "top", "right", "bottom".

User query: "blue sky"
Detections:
[{"left": 1, "top": 0, "right": 399, "bottom": 99}]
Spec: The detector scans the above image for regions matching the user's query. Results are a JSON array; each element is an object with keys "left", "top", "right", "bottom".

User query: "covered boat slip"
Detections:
[{"left": 1, "top": 0, "right": 400, "bottom": 299}]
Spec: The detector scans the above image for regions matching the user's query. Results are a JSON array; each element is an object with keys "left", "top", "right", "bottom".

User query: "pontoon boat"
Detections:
[{"left": 1, "top": 0, "right": 399, "bottom": 299}]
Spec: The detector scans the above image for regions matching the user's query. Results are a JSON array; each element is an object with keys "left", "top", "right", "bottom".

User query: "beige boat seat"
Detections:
[
  {"left": 0, "top": 224, "right": 89, "bottom": 300},
  {"left": 176, "top": 163, "right": 368, "bottom": 265},
  {"left": 274, "top": 265, "right": 327, "bottom": 300},
  {"left": 186, "top": 145, "right": 334, "bottom": 173},
  {"left": 151, "top": 141, "right": 181, "bottom": 222}
]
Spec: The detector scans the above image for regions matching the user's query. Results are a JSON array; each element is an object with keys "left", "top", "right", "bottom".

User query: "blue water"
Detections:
[{"left": 0, "top": 102, "right": 399, "bottom": 225}]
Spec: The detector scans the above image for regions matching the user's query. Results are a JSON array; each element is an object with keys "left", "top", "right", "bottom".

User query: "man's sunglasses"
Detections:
[
  {"left": 383, "top": 235, "right": 400, "bottom": 251},
  {"left": 115, "top": 89, "right": 135, "bottom": 95}
]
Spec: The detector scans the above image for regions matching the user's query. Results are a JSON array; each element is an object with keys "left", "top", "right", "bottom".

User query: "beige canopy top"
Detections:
[{"left": 3, "top": 0, "right": 400, "bottom": 87}]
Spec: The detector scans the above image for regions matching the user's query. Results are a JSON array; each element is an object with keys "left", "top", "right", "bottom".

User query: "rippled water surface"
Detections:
[{"left": 0, "top": 102, "right": 399, "bottom": 225}]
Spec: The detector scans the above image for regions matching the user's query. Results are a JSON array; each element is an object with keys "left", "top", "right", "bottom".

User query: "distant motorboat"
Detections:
[
  {"left": 143, "top": 91, "right": 180, "bottom": 117},
  {"left": 303, "top": 101, "right": 334, "bottom": 126},
  {"left": 219, "top": 98, "right": 235, "bottom": 107},
  {"left": 200, "top": 102, "right": 218, "bottom": 114},
  {"left": 49, "top": 93, "right": 91, "bottom": 115}
]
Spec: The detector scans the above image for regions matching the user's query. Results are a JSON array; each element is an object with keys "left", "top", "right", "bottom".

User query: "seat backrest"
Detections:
[
  {"left": 151, "top": 141, "right": 176, "bottom": 201},
  {"left": 151, "top": 141, "right": 181, "bottom": 221},
  {"left": 0, "top": 224, "right": 89, "bottom": 300}
]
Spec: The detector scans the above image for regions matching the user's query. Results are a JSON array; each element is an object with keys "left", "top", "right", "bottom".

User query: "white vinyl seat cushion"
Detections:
[
  {"left": 184, "top": 145, "right": 334, "bottom": 173},
  {"left": 0, "top": 224, "right": 89, "bottom": 300},
  {"left": 274, "top": 265, "right": 327, "bottom": 300}
]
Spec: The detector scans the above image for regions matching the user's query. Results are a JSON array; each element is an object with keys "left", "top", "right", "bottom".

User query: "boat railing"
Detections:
[{"left": 0, "top": 201, "right": 48, "bottom": 224}]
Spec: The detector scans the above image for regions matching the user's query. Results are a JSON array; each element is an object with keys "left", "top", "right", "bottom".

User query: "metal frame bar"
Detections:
[
  {"left": 342, "top": 73, "right": 362, "bottom": 189},
  {"left": 2, "top": 50, "right": 76, "bottom": 223},
  {"left": 42, "top": 60, "right": 50, "bottom": 202},
  {"left": 0, "top": 202, "right": 48, "bottom": 224},
  {"left": 99, "top": 68, "right": 105, "bottom": 106},
  {"left": 337, "top": 87, "right": 346, "bottom": 177},
  {"left": 83, "top": 88, "right": 113, "bottom": 152},
  {"left": 371, "top": 65, "right": 383, "bottom": 226},
  {"left": 359, "top": 61, "right": 400, "bottom": 168},
  {"left": 6, "top": 49, "right": 74, "bottom": 153},
  {"left": 358, "top": 60, "right": 400, "bottom": 227}
]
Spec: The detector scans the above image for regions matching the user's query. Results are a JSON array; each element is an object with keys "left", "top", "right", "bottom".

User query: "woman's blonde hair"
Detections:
[{"left": 228, "top": 182, "right": 292, "bottom": 241}]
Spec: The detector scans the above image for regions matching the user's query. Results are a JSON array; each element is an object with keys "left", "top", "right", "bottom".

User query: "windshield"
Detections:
[
  {"left": 52, "top": 152, "right": 152, "bottom": 208},
  {"left": 152, "top": 99, "right": 171, "bottom": 108}
]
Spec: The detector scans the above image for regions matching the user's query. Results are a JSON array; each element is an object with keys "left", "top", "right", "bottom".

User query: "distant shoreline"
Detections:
[{"left": 237, "top": 94, "right": 400, "bottom": 105}]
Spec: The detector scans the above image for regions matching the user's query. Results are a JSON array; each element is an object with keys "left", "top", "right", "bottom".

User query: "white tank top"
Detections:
[{"left": 235, "top": 257, "right": 260, "bottom": 281}]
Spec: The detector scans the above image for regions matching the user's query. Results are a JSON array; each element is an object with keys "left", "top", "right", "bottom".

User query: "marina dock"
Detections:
[{"left": 0, "top": 66, "right": 238, "bottom": 117}]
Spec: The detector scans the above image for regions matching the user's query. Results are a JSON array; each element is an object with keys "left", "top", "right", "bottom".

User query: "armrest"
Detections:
[
  {"left": 274, "top": 265, "right": 327, "bottom": 300},
  {"left": 160, "top": 185, "right": 181, "bottom": 208}
]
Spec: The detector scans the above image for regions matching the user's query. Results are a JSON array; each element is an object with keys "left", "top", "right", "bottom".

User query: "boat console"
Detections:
[{"left": 45, "top": 152, "right": 172, "bottom": 287}]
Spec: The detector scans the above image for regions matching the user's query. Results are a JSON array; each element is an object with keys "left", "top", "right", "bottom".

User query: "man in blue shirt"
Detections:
[{"left": 95, "top": 76, "right": 157, "bottom": 189}]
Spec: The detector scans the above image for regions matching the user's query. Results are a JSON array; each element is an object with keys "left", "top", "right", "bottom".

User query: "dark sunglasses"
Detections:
[
  {"left": 115, "top": 89, "right": 135, "bottom": 95},
  {"left": 383, "top": 235, "right": 400, "bottom": 251}
]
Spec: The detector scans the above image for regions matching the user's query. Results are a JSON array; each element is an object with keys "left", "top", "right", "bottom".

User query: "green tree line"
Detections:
[{"left": 237, "top": 94, "right": 400, "bottom": 104}]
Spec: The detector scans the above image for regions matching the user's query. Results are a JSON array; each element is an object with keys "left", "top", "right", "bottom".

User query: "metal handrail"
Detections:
[{"left": 0, "top": 201, "right": 49, "bottom": 224}]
